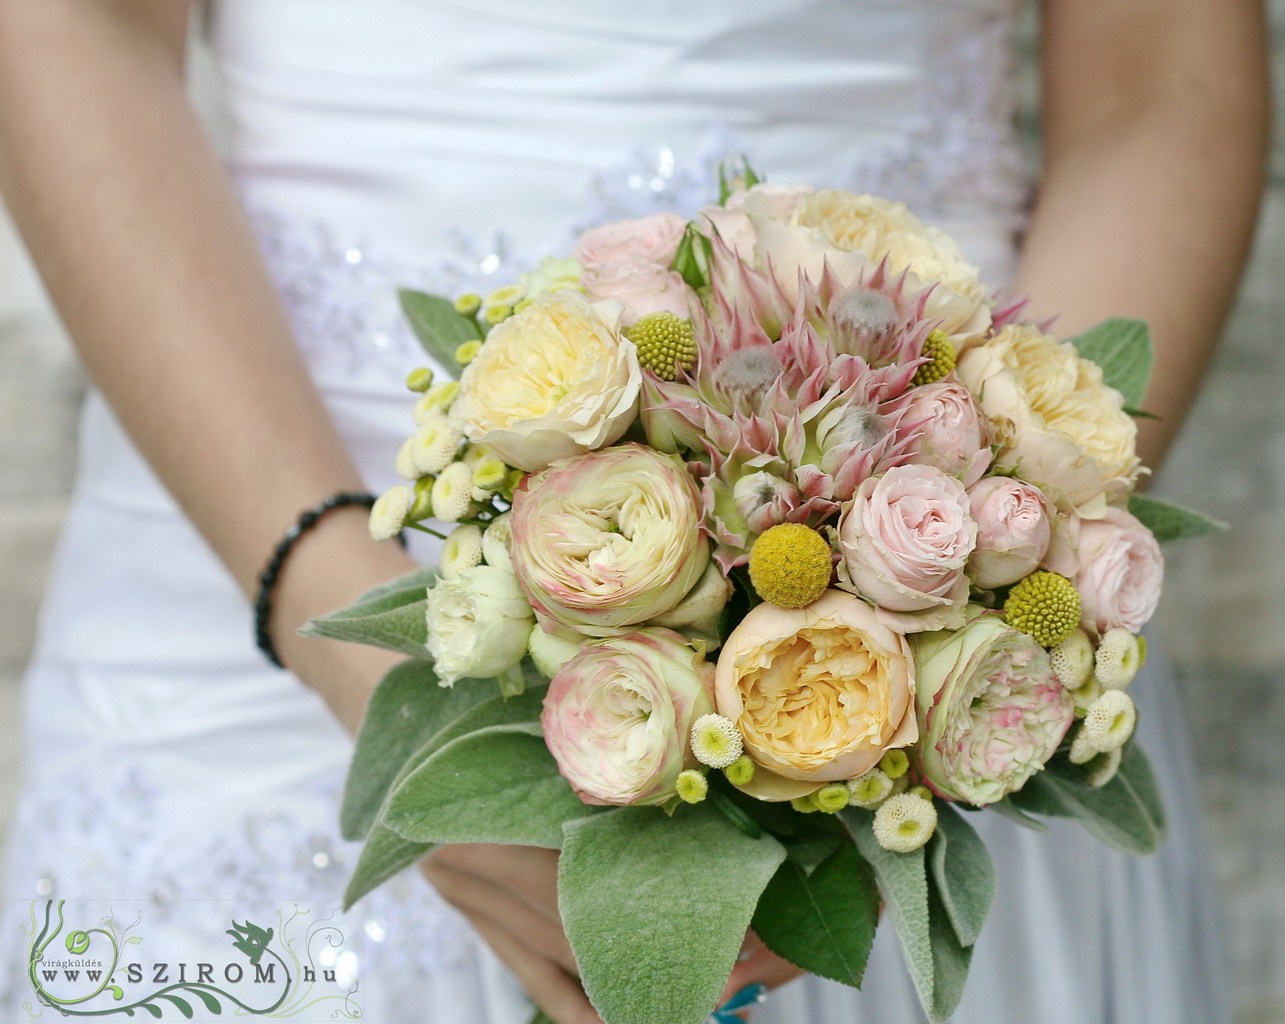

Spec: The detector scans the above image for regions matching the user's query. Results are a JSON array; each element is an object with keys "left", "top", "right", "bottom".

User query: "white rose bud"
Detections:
[
  {"left": 527, "top": 622, "right": 583, "bottom": 679},
  {"left": 425, "top": 565, "right": 534, "bottom": 685}
]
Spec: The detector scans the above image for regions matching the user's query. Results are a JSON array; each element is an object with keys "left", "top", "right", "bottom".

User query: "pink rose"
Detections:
[
  {"left": 838, "top": 465, "right": 977, "bottom": 632},
  {"left": 1073, "top": 507, "right": 1164, "bottom": 635},
  {"left": 886, "top": 381, "right": 993, "bottom": 486},
  {"left": 580, "top": 260, "right": 693, "bottom": 326},
  {"left": 541, "top": 628, "right": 715, "bottom": 806},
  {"left": 697, "top": 183, "right": 814, "bottom": 259},
  {"left": 966, "top": 477, "right": 1053, "bottom": 588},
  {"left": 572, "top": 213, "right": 688, "bottom": 270}
]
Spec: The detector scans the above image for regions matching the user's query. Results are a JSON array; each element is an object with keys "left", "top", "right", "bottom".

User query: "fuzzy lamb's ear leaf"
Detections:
[
  {"left": 341, "top": 659, "right": 493, "bottom": 840},
  {"left": 559, "top": 806, "right": 786, "bottom": 1024},
  {"left": 752, "top": 836, "right": 878, "bottom": 988},
  {"left": 342, "top": 823, "right": 434, "bottom": 911},
  {"left": 1128, "top": 493, "right": 1228, "bottom": 543},
  {"left": 399, "top": 289, "right": 482, "bottom": 377},
  {"left": 928, "top": 805, "right": 995, "bottom": 948},
  {"left": 1066, "top": 317, "right": 1152, "bottom": 409},
  {"left": 301, "top": 567, "right": 438, "bottom": 656}
]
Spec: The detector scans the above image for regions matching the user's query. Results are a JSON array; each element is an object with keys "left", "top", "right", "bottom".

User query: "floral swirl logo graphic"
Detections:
[{"left": 23, "top": 900, "right": 362, "bottom": 1019}]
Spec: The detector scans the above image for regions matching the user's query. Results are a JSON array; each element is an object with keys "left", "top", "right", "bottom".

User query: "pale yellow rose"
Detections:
[
  {"left": 956, "top": 325, "right": 1140, "bottom": 510},
  {"left": 714, "top": 590, "right": 917, "bottom": 793},
  {"left": 453, "top": 291, "right": 641, "bottom": 473},
  {"left": 749, "top": 189, "right": 992, "bottom": 341}
]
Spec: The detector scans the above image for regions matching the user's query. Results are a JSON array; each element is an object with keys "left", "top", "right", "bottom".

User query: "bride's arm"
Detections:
[
  {"left": 0, "top": 0, "right": 414, "bottom": 730},
  {"left": 1012, "top": 0, "right": 1270, "bottom": 472}
]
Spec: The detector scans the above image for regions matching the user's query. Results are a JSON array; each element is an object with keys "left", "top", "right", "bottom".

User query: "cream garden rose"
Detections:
[
  {"left": 509, "top": 444, "right": 711, "bottom": 637},
  {"left": 956, "top": 325, "right": 1140, "bottom": 511},
  {"left": 714, "top": 590, "right": 917, "bottom": 791},
  {"left": 452, "top": 291, "right": 641, "bottom": 473},
  {"left": 541, "top": 628, "right": 715, "bottom": 806}
]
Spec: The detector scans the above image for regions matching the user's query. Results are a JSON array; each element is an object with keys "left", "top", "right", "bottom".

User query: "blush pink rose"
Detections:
[
  {"left": 572, "top": 213, "right": 688, "bottom": 270},
  {"left": 581, "top": 261, "right": 693, "bottom": 326},
  {"left": 838, "top": 465, "right": 977, "bottom": 632},
  {"left": 541, "top": 628, "right": 715, "bottom": 806},
  {"left": 966, "top": 477, "right": 1053, "bottom": 588},
  {"left": 886, "top": 381, "right": 993, "bottom": 486},
  {"left": 1073, "top": 507, "right": 1164, "bottom": 635}
]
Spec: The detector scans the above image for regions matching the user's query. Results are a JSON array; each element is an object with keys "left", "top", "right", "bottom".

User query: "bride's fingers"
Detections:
[
  {"left": 427, "top": 843, "right": 562, "bottom": 920},
  {"left": 468, "top": 912, "right": 603, "bottom": 1024},
  {"left": 421, "top": 859, "right": 579, "bottom": 976},
  {"left": 717, "top": 936, "right": 805, "bottom": 1007}
]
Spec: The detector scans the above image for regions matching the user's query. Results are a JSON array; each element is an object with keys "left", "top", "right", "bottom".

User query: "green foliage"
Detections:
[
  {"left": 1066, "top": 318, "right": 1153, "bottom": 408},
  {"left": 559, "top": 806, "right": 785, "bottom": 1024},
  {"left": 343, "top": 821, "right": 434, "bottom": 911},
  {"left": 301, "top": 566, "right": 437, "bottom": 657},
  {"left": 1128, "top": 493, "right": 1228, "bottom": 542},
  {"left": 928, "top": 805, "right": 995, "bottom": 947},
  {"left": 384, "top": 723, "right": 592, "bottom": 848},
  {"left": 752, "top": 838, "right": 878, "bottom": 988},
  {"left": 399, "top": 288, "right": 482, "bottom": 377},
  {"left": 1007, "top": 742, "right": 1165, "bottom": 855}
]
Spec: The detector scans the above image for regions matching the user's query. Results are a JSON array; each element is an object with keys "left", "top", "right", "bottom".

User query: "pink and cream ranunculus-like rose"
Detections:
[
  {"left": 955, "top": 325, "right": 1140, "bottom": 512},
  {"left": 1073, "top": 507, "right": 1164, "bottom": 635},
  {"left": 966, "top": 477, "right": 1054, "bottom": 589},
  {"left": 714, "top": 590, "right": 917, "bottom": 794},
  {"left": 580, "top": 261, "right": 693, "bottom": 327},
  {"left": 887, "top": 381, "right": 993, "bottom": 487},
  {"left": 838, "top": 465, "right": 977, "bottom": 632},
  {"left": 542, "top": 628, "right": 716, "bottom": 806},
  {"left": 911, "top": 608, "right": 1074, "bottom": 806},
  {"left": 572, "top": 213, "right": 688, "bottom": 270},
  {"left": 510, "top": 444, "right": 710, "bottom": 637},
  {"left": 453, "top": 291, "right": 641, "bottom": 473}
]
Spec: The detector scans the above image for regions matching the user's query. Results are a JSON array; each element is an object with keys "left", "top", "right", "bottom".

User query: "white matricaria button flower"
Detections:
[
  {"left": 1085, "top": 746, "right": 1123, "bottom": 788},
  {"left": 440, "top": 524, "right": 484, "bottom": 579},
  {"left": 690, "top": 714, "right": 744, "bottom": 769},
  {"left": 1070, "top": 675, "right": 1102, "bottom": 718},
  {"left": 368, "top": 486, "right": 411, "bottom": 541},
  {"left": 847, "top": 768, "right": 894, "bottom": 809},
  {"left": 1068, "top": 723, "right": 1099, "bottom": 765},
  {"left": 872, "top": 792, "right": 938, "bottom": 853},
  {"left": 1094, "top": 629, "right": 1142, "bottom": 690},
  {"left": 1082, "top": 690, "right": 1137, "bottom": 753},
  {"left": 395, "top": 435, "right": 420, "bottom": 481},
  {"left": 430, "top": 462, "right": 475, "bottom": 522},
  {"left": 411, "top": 419, "right": 466, "bottom": 476},
  {"left": 1049, "top": 628, "right": 1094, "bottom": 689}
]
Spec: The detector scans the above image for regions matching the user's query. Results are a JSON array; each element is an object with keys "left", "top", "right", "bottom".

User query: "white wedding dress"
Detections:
[{"left": 2, "top": 2, "right": 1231, "bottom": 1022}]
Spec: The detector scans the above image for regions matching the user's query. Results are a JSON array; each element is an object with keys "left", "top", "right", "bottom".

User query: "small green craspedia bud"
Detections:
[
  {"left": 748, "top": 523, "right": 834, "bottom": 609},
  {"left": 418, "top": 381, "right": 461, "bottom": 418},
  {"left": 675, "top": 769, "right": 709, "bottom": 804},
  {"left": 790, "top": 793, "right": 820, "bottom": 814},
  {"left": 626, "top": 311, "right": 698, "bottom": 381},
  {"left": 454, "top": 293, "right": 482, "bottom": 317},
  {"left": 455, "top": 339, "right": 483, "bottom": 366},
  {"left": 471, "top": 459, "right": 509, "bottom": 494},
  {"left": 409, "top": 475, "right": 435, "bottom": 521},
  {"left": 879, "top": 749, "right": 910, "bottom": 780},
  {"left": 723, "top": 754, "right": 756, "bottom": 787},
  {"left": 908, "top": 785, "right": 933, "bottom": 802},
  {"left": 405, "top": 366, "right": 435, "bottom": 392},
  {"left": 1136, "top": 634, "right": 1148, "bottom": 668},
  {"left": 483, "top": 303, "right": 513, "bottom": 326},
  {"left": 814, "top": 783, "right": 851, "bottom": 814},
  {"left": 848, "top": 769, "right": 893, "bottom": 809},
  {"left": 484, "top": 283, "right": 525, "bottom": 308},
  {"left": 912, "top": 329, "right": 956, "bottom": 387},
  {"left": 1003, "top": 570, "right": 1082, "bottom": 647}
]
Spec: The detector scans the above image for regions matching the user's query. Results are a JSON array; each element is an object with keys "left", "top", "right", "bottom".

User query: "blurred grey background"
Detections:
[{"left": 0, "top": 8, "right": 1281, "bottom": 1023}]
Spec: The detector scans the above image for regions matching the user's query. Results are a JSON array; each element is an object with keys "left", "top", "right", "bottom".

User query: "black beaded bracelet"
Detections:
[{"left": 254, "top": 491, "right": 403, "bottom": 670}]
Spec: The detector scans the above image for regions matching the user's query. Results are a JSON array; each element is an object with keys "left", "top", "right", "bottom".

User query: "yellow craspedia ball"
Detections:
[
  {"left": 1004, "top": 570, "right": 1082, "bottom": 647},
  {"left": 748, "top": 523, "right": 833, "bottom": 609},
  {"left": 626, "top": 311, "right": 697, "bottom": 381},
  {"left": 912, "top": 329, "right": 957, "bottom": 386}
]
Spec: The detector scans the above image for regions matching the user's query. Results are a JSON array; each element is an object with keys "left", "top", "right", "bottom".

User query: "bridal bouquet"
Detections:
[{"left": 308, "top": 166, "right": 1221, "bottom": 1024}]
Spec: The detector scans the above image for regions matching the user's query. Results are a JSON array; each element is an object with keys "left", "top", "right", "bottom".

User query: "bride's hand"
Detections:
[{"left": 420, "top": 844, "right": 805, "bottom": 1024}]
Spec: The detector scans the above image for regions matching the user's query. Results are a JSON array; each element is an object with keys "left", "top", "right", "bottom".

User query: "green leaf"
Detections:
[
  {"left": 559, "top": 806, "right": 786, "bottom": 1024},
  {"left": 1066, "top": 318, "right": 1153, "bottom": 408},
  {"left": 141, "top": 1005, "right": 164, "bottom": 1019},
  {"left": 384, "top": 724, "right": 592, "bottom": 848},
  {"left": 159, "top": 994, "right": 195, "bottom": 1019},
  {"left": 928, "top": 805, "right": 995, "bottom": 948},
  {"left": 190, "top": 989, "right": 222, "bottom": 1014},
  {"left": 301, "top": 567, "right": 439, "bottom": 656},
  {"left": 341, "top": 659, "right": 492, "bottom": 840},
  {"left": 347, "top": 566, "right": 440, "bottom": 607},
  {"left": 987, "top": 797, "right": 1049, "bottom": 833},
  {"left": 1008, "top": 743, "right": 1165, "bottom": 855},
  {"left": 529, "top": 1009, "right": 556, "bottom": 1024},
  {"left": 343, "top": 822, "right": 435, "bottom": 910},
  {"left": 925, "top": 875, "right": 973, "bottom": 1022},
  {"left": 842, "top": 809, "right": 935, "bottom": 1018},
  {"left": 399, "top": 289, "right": 482, "bottom": 376},
  {"left": 1128, "top": 493, "right": 1228, "bottom": 543},
  {"left": 752, "top": 838, "right": 878, "bottom": 988}
]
